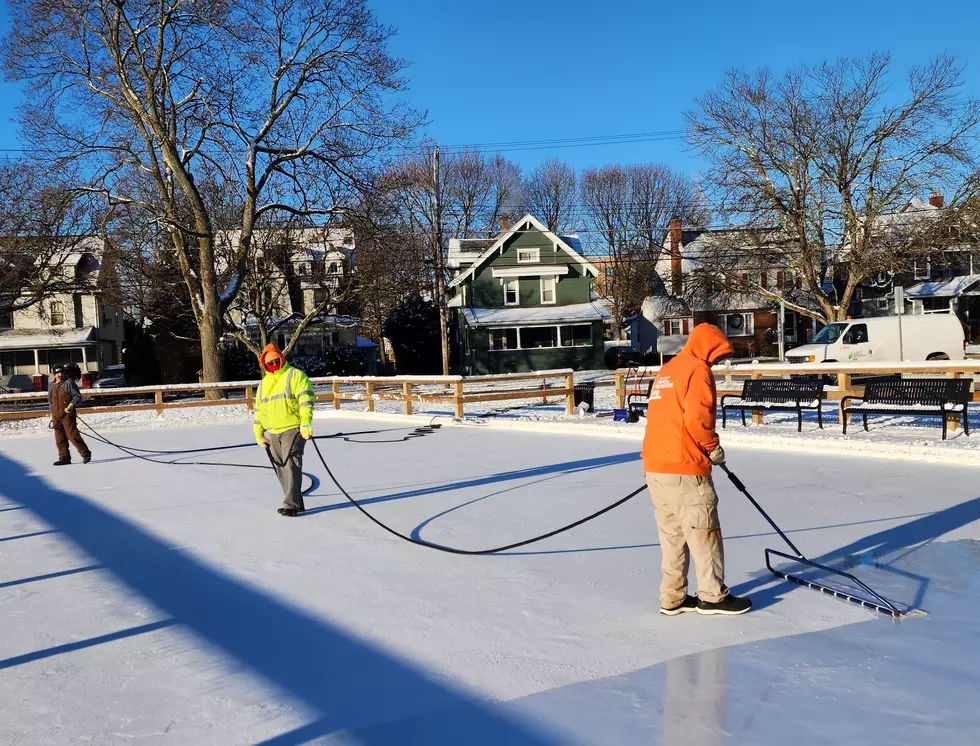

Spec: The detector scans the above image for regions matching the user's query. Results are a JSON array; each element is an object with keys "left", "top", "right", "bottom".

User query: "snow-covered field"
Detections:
[{"left": 1, "top": 415, "right": 980, "bottom": 744}]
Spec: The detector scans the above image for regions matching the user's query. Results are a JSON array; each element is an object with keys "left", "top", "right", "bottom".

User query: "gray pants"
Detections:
[{"left": 268, "top": 428, "right": 306, "bottom": 511}]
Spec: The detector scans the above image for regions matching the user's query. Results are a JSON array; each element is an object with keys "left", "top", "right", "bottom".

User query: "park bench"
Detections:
[
  {"left": 721, "top": 379, "right": 825, "bottom": 432},
  {"left": 841, "top": 378, "right": 972, "bottom": 440}
]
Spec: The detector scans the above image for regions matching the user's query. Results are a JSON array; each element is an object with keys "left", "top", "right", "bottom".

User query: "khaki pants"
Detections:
[{"left": 646, "top": 473, "right": 727, "bottom": 606}]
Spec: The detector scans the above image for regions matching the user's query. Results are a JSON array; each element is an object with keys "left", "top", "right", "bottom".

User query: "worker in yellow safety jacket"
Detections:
[{"left": 253, "top": 344, "right": 315, "bottom": 516}]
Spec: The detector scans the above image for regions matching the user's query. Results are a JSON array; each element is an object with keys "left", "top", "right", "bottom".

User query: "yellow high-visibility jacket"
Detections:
[{"left": 253, "top": 364, "right": 315, "bottom": 442}]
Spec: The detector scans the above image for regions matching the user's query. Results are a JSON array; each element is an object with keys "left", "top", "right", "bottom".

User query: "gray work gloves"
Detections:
[{"left": 708, "top": 444, "right": 726, "bottom": 465}]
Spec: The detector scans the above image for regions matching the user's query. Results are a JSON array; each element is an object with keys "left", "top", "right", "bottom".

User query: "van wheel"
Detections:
[
  {"left": 821, "top": 360, "right": 838, "bottom": 386},
  {"left": 927, "top": 353, "right": 950, "bottom": 360}
]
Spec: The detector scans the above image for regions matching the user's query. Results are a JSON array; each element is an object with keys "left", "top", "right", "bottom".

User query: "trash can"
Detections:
[{"left": 573, "top": 382, "right": 595, "bottom": 411}]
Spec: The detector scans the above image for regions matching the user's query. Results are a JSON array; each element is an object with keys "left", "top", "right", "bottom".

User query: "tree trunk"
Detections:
[{"left": 199, "top": 296, "right": 225, "bottom": 398}]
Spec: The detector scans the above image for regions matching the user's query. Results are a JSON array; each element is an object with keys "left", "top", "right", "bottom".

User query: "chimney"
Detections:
[
  {"left": 929, "top": 192, "right": 945, "bottom": 209},
  {"left": 669, "top": 218, "right": 683, "bottom": 296},
  {"left": 500, "top": 216, "right": 510, "bottom": 232}
]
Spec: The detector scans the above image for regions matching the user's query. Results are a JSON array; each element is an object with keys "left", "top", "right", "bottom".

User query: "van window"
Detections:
[
  {"left": 843, "top": 324, "right": 869, "bottom": 344},
  {"left": 812, "top": 323, "right": 847, "bottom": 344}
]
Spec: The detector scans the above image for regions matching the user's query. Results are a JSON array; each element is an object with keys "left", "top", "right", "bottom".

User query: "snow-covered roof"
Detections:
[
  {"left": 461, "top": 302, "right": 610, "bottom": 327},
  {"left": 906, "top": 274, "right": 980, "bottom": 298},
  {"left": 0, "top": 328, "right": 96, "bottom": 350},
  {"left": 641, "top": 295, "right": 692, "bottom": 321},
  {"left": 447, "top": 238, "right": 494, "bottom": 270},
  {"left": 448, "top": 215, "right": 599, "bottom": 288}
]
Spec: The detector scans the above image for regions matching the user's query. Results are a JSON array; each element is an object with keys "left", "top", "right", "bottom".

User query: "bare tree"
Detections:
[
  {"left": 0, "top": 161, "right": 99, "bottom": 318},
  {"left": 687, "top": 55, "right": 980, "bottom": 322},
  {"left": 222, "top": 221, "right": 357, "bottom": 357},
  {"left": 442, "top": 150, "right": 523, "bottom": 239},
  {"left": 4, "top": 0, "right": 419, "bottom": 384},
  {"left": 582, "top": 163, "right": 704, "bottom": 335},
  {"left": 523, "top": 158, "right": 577, "bottom": 232}
]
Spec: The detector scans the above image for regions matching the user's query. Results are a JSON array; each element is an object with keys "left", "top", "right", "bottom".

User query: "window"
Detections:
[
  {"left": 517, "top": 248, "right": 540, "bottom": 264},
  {"left": 813, "top": 322, "right": 847, "bottom": 344},
  {"left": 504, "top": 279, "right": 519, "bottom": 306},
  {"left": 295, "top": 262, "right": 309, "bottom": 276},
  {"left": 0, "top": 310, "right": 11, "bottom": 330},
  {"left": 560, "top": 324, "right": 591, "bottom": 347},
  {"left": 842, "top": 324, "right": 869, "bottom": 345},
  {"left": 540, "top": 277, "right": 556, "bottom": 304},
  {"left": 490, "top": 328, "right": 518, "bottom": 351},
  {"left": 50, "top": 301, "right": 65, "bottom": 326},
  {"left": 520, "top": 326, "right": 557, "bottom": 349},
  {"left": 328, "top": 262, "right": 339, "bottom": 274},
  {"left": 669, "top": 319, "right": 683, "bottom": 336},
  {"left": 724, "top": 313, "right": 754, "bottom": 337},
  {"left": 914, "top": 258, "right": 931, "bottom": 281}
]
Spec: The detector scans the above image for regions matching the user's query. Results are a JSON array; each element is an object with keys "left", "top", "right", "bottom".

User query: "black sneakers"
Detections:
[
  {"left": 660, "top": 595, "right": 698, "bottom": 616},
  {"left": 696, "top": 594, "right": 752, "bottom": 616},
  {"left": 53, "top": 457, "right": 71, "bottom": 466},
  {"left": 82, "top": 454, "right": 92, "bottom": 464}
]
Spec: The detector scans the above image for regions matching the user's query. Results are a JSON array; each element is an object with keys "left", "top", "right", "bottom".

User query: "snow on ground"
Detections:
[{"left": 1, "top": 416, "right": 979, "bottom": 744}]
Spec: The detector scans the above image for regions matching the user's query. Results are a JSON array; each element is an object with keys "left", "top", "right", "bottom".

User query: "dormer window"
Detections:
[{"left": 517, "top": 248, "right": 540, "bottom": 264}]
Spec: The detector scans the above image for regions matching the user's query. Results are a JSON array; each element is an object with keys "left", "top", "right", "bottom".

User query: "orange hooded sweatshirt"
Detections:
[
  {"left": 641, "top": 323, "right": 734, "bottom": 477},
  {"left": 260, "top": 343, "right": 285, "bottom": 372}
]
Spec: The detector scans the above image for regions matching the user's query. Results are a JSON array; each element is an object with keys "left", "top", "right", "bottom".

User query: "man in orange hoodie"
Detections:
[{"left": 642, "top": 322, "right": 751, "bottom": 616}]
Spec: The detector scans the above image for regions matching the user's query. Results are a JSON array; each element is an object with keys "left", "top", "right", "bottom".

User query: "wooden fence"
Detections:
[
  {"left": 0, "top": 370, "right": 581, "bottom": 422},
  {"left": 615, "top": 360, "right": 980, "bottom": 426}
]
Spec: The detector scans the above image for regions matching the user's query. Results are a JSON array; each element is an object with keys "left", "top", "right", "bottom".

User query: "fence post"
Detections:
[
  {"left": 154, "top": 389, "right": 164, "bottom": 418},
  {"left": 244, "top": 385, "right": 254, "bottom": 414},
  {"left": 838, "top": 372, "right": 851, "bottom": 427},
  {"left": 332, "top": 380, "right": 341, "bottom": 411},
  {"left": 948, "top": 370, "right": 962, "bottom": 431},
  {"left": 454, "top": 380, "right": 464, "bottom": 419},
  {"left": 403, "top": 382, "right": 413, "bottom": 416},
  {"left": 365, "top": 381, "right": 375, "bottom": 413},
  {"left": 751, "top": 372, "right": 763, "bottom": 425},
  {"left": 564, "top": 372, "right": 576, "bottom": 416},
  {"left": 615, "top": 370, "right": 626, "bottom": 410}
]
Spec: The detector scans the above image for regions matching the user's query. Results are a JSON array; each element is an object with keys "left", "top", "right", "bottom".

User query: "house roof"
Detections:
[
  {"left": 641, "top": 295, "right": 692, "bottom": 321},
  {"left": 0, "top": 327, "right": 96, "bottom": 350},
  {"left": 906, "top": 274, "right": 980, "bottom": 298},
  {"left": 460, "top": 302, "right": 610, "bottom": 327},
  {"left": 448, "top": 215, "right": 599, "bottom": 288}
]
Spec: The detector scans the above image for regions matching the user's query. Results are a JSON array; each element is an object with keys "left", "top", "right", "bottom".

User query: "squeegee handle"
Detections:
[{"left": 719, "top": 463, "right": 806, "bottom": 560}]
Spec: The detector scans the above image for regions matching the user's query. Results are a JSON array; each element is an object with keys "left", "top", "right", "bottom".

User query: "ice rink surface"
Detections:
[{"left": 1, "top": 416, "right": 978, "bottom": 744}]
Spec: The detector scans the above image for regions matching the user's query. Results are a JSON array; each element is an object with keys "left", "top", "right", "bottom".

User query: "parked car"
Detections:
[
  {"left": 94, "top": 376, "right": 127, "bottom": 389},
  {"left": 785, "top": 313, "right": 965, "bottom": 364}
]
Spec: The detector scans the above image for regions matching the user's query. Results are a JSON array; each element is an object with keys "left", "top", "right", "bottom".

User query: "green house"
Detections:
[{"left": 447, "top": 214, "right": 609, "bottom": 374}]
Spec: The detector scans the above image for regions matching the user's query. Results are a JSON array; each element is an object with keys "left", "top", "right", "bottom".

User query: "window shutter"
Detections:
[
  {"left": 760, "top": 271, "right": 768, "bottom": 289},
  {"left": 682, "top": 319, "right": 690, "bottom": 335},
  {"left": 746, "top": 313, "right": 755, "bottom": 335},
  {"left": 796, "top": 275, "right": 803, "bottom": 289},
  {"left": 776, "top": 271, "right": 783, "bottom": 289},
  {"left": 663, "top": 322, "right": 670, "bottom": 337}
]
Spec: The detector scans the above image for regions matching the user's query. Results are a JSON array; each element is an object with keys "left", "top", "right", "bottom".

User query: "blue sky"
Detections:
[{"left": 3, "top": 0, "right": 980, "bottom": 176}]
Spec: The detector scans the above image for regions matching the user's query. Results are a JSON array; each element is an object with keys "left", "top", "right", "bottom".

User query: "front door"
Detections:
[{"left": 840, "top": 322, "right": 873, "bottom": 361}]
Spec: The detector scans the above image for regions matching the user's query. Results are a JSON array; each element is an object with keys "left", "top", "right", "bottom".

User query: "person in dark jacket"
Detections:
[{"left": 49, "top": 364, "right": 91, "bottom": 466}]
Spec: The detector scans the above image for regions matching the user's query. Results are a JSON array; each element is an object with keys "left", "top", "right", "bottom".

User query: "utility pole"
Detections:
[
  {"left": 432, "top": 145, "right": 450, "bottom": 376},
  {"left": 778, "top": 301, "right": 786, "bottom": 361}
]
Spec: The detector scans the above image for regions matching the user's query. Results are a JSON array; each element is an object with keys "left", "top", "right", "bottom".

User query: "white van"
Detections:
[{"left": 785, "top": 314, "right": 965, "bottom": 363}]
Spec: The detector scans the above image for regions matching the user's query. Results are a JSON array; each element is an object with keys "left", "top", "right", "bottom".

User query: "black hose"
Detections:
[
  {"left": 310, "top": 438, "right": 647, "bottom": 555},
  {"left": 76, "top": 414, "right": 648, "bottom": 555}
]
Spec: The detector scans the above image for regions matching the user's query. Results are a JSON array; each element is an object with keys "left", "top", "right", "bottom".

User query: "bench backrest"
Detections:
[
  {"left": 740, "top": 378, "right": 824, "bottom": 403},
  {"left": 862, "top": 378, "right": 973, "bottom": 406}
]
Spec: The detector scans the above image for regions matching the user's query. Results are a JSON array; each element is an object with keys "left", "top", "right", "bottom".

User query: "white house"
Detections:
[{"left": 0, "top": 240, "right": 125, "bottom": 386}]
